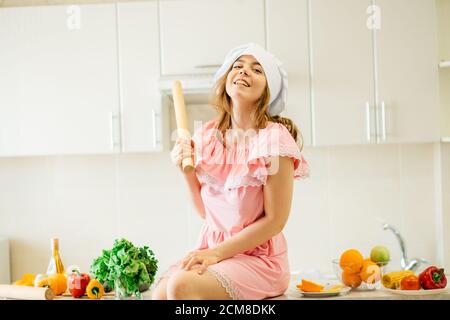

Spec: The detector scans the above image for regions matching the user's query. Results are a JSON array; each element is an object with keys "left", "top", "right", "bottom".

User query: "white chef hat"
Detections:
[{"left": 213, "top": 43, "right": 288, "bottom": 116}]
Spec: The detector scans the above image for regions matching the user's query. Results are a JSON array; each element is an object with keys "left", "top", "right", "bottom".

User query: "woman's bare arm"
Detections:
[
  {"left": 183, "top": 170, "right": 206, "bottom": 219},
  {"left": 171, "top": 136, "right": 206, "bottom": 219}
]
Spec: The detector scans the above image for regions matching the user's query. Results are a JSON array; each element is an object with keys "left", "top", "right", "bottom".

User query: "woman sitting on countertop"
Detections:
[{"left": 151, "top": 43, "right": 310, "bottom": 300}]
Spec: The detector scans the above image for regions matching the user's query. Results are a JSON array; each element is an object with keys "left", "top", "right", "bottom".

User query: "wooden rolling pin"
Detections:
[
  {"left": 0, "top": 285, "right": 55, "bottom": 300},
  {"left": 172, "top": 80, "right": 194, "bottom": 172}
]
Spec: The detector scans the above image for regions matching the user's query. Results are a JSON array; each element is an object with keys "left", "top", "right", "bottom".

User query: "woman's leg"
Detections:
[
  {"left": 151, "top": 277, "right": 169, "bottom": 300},
  {"left": 166, "top": 269, "right": 232, "bottom": 300}
]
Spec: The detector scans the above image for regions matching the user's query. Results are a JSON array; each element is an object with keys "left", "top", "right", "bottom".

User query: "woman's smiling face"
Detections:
[{"left": 225, "top": 55, "right": 267, "bottom": 105}]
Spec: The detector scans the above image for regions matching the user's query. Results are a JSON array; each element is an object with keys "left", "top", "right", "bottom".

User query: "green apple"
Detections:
[{"left": 370, "top": 246, "right": 390, "bottom": 265}]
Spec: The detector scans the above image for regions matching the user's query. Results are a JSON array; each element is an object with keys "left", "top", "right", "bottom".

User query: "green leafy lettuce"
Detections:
[{"left": 90, "top": 238, "right": 158, "bottom": 297}]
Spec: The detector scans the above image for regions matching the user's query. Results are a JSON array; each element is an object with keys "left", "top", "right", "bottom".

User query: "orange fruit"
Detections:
[
  {"left": 342, "top": 270, "right": 362, "bottom": 288},
  {"left": 360, "top": 260, "right": 381, "bottom": 284},
  {"left": 339, "top": 249, "right": 364, "bottom": 273},
  {"left": 296, "top": 279, "right": 324, "bottom": 292}
]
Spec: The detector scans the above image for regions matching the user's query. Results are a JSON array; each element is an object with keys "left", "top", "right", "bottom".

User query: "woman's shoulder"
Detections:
[
  {"left": 257, "top": 121, "right": 295, "bottom": 145},
  {"left": 252, "top": 121, "right": 310, "bottom": 181}
]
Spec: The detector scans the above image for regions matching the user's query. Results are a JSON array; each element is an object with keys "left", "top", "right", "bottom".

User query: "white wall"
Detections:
[
  {"left": 288, "top": 143, "right": 440, "bottom": 274},
  {"left": 440, "top": 143, "right": 450, "bottom": 271},
  {"left": 0, "top": 142, "right": 443, "bottom": 282}
]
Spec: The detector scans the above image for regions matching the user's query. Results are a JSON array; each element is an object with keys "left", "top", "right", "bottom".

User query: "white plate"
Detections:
[
  {"left": 287, "top": 286, "right": 351, "bottom": 298},
  {"left": 384, "top": 287, "right": 448, "bottom": 296}
]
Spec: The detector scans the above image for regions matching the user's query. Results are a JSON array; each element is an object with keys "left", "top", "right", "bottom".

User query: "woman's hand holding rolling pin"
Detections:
[{"left": 171, "top": 137, "right": 195, "bottom": 171}]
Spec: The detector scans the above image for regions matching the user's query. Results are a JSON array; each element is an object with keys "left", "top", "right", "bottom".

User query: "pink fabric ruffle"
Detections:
[{"left": 192, "top": 120, "right": 309, "bottom": 190}]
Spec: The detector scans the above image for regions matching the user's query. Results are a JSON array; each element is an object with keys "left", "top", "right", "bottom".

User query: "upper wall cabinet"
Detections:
[
  {"left": 436, "top": 0, "right": 450, "bottom": 139},
  {"left": 312, "top": 0, "right": 376, "bottom": 146},
  {"left": 159, "top": 0, "right": 266, "bottom": 76},
  {"left": 375, "top": 0, "right": 440, "bottom": 144},
  {"left": 266, "top": 0, "right": 311, "bottom": 148},
  {"left": 117, "top": 1, "right": 163, "bottom": 152},
  {"left": 311, "top": 0, "right": 440, "bottom": 146},
  {"left": 0, "top": 4, "right": 120, "bottom": 156}
]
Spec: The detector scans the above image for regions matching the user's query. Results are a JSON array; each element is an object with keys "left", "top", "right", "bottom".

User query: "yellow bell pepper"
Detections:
[
  {"left": 13, "top": 279, "right": 26, "bottom": 286},
  {"left": 86, "top": 279, "right": 104, "bottom": 299},
  {"left": 13, "top": 273, "right": 35, "bottom": 286}
]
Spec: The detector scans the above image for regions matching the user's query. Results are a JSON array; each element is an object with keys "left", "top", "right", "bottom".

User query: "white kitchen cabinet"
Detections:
[
  {"left": 266, "top": 0, "right": 312, "bottom": 148},
  {"left": 375, "top": 0, "right": 440, "bottom": 144},
  {"left": 437, "top": 0, "right": 450, "bottom": 139},
  {"left": 0, "top": 237, "right": 10, "bottom": 284},
  {"left": 0, "top": 4, "right": 120, "bottom": 156},
  {"left": 159, "top": 0, "right": 266, "bottom": 76},
  {"left": 117, "top": 1, "right": 163, "bottom": 152},
  {"left": 311, "top": 0, "right": 440, "bottom": 146},
  {"left": 311, "top": 0, "right": 376, "bottom": 146}
]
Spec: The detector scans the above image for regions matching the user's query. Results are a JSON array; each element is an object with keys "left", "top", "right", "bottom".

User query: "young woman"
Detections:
[{"left": 152, "top": 43, "right": 309, "bottom": 300}]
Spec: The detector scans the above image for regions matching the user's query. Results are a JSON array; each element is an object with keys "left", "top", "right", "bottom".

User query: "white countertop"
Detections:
[
  {"left": 139, "top": 287, "right": 450, "bottom": 300},
  {"left": 270, "top": 288, "right": 450, "bottom": 300},
  {"left": 44, "top": 287, "right": 450, "bottom": 300}
]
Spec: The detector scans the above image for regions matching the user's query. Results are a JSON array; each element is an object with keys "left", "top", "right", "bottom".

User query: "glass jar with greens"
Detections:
[
  {"left": 114, "top": 275, "right": 143, "bottom": 300},
  {"left": 90, "top": 238, "right": 158, "bottom": 300}
]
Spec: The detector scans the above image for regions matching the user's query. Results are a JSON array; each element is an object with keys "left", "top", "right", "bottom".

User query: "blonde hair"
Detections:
[{"left": 209, "top": 67, "right": 304, "bottom": 152}]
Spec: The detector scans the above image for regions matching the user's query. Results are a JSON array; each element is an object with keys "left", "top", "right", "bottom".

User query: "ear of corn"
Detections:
[{"left": 382, "top": 270, "right": 415, "bottom": 289}]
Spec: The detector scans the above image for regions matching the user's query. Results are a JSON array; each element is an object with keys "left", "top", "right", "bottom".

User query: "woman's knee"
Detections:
[
  {"left": 166, "top": 270, "right": 199, "bottom": 300},
  {"left": 151, "top": 278, "right": 168, "bottom": 300}
]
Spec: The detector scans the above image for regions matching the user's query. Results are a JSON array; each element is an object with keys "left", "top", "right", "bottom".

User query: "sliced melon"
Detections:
[{"left": 297, "top": 279, "right": 325, "bottom": 292}]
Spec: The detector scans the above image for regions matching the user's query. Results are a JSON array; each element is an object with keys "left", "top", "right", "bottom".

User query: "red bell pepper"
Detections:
[
  {"left": 419, "top": 266, "right": 447, "bottom": 290},
  {"left": 67, "top": 271, "right": 91, "bottom": 298}
]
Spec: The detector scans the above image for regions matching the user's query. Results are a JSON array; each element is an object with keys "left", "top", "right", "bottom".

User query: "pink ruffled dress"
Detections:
[{"left": 154, "top": 119, "right": 309, "bottom": 300}]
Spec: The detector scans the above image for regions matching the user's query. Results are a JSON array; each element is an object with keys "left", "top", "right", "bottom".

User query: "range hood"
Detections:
[
  {"left": 158, "top": 74, "right": 215, "bottom": 96},
  {"left": 159, "top": 74, "right": 219, "bottom": 143}
]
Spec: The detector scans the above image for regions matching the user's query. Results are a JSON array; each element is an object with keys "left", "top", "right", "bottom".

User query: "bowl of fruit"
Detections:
[{"left": 332, "top": 246, "right": 390, "bottom": 290}]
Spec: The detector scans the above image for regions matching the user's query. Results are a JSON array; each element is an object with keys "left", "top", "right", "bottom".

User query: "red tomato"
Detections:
[{"left": 400, "top": 275, "right": 421, "bottom": 290}]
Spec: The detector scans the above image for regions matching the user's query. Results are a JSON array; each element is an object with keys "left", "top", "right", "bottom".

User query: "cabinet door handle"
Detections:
[
  {"left": 194, "top": 64, "right": 222, "bottom": 69},
  {"left": 152, "top": 109, "right": 161, "bottom": 149},
  {"left": 365, "top": 102, "right": 371, "bottom": 142},
  {"left": 380, "top": 101, "right": 387, "bottom": 141}
]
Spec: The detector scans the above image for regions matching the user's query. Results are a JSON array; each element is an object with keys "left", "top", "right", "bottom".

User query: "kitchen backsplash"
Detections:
[{"left": 1, "top": 142, "right": 448, "bottom": 282}]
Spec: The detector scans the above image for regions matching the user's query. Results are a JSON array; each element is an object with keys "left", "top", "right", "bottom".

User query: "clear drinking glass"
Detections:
[{"left": 114, "top": 276, "right": 143, "bottom": 300}]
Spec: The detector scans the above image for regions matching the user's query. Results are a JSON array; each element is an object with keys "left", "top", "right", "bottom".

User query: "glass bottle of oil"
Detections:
[{"left": 46, "top": 238, "right": 65, "bottom": 275}]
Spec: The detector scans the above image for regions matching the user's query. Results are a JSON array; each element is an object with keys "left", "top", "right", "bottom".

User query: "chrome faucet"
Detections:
[{"left": 382, "top": 223, "right": 428, "bottom": 272}]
